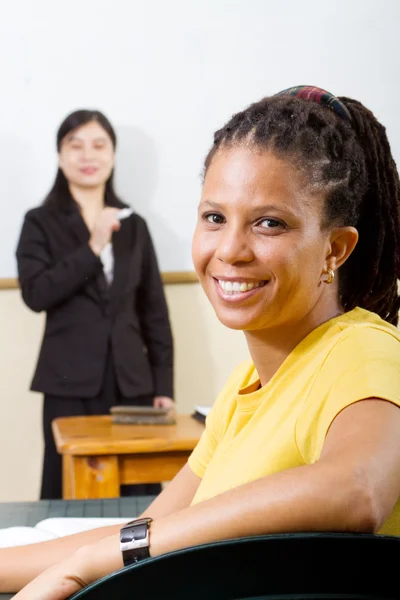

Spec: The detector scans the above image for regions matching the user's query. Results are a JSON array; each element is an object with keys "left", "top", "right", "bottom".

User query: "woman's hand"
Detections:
[
  {"left": 13, "top": 533, "right": 123, "bottom": 600},
  {"left": 12, "top": 552, "right": 88, "bottom": 600},
  {"left": 153, "top": 396, "right": 175, "bottom": 409},
  {"left": 89, "top": 207, "right": 121, "bottom": 255}
]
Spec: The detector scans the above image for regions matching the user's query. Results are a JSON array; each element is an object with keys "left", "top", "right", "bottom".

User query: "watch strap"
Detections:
[{"left": 120, "top": 518, "right": 152, "bottom": 566}]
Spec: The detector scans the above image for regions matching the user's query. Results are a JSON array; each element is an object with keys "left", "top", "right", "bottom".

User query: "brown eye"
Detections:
[
  {"left": 206, "top": 213, "right": 224, "bottom": 224},
  {"left": 258, "top": 218, "right": 285, "bottom": 229}
]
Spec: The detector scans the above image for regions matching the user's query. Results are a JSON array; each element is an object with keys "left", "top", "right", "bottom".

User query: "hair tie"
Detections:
[{"left": 275, "top": 85, "right": 352, "bottom": 123}]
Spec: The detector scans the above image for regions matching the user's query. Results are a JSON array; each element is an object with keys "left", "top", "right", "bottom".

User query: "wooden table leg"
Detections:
[
  {"left": 62, "top": 455, "right": 120, "bottom": 499},
  {"left": 62, "top": 455, "right": 74, "bottom": 499}
]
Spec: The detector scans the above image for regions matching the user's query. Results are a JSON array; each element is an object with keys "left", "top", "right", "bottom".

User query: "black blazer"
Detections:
[{"left": 16, "top": 203, "right": 174, "bottom": 399}]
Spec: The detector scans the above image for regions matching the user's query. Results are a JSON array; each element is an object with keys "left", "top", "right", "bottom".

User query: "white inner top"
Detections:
[{"left": 100, "top": 243, "right": 114, "bottom": 285}]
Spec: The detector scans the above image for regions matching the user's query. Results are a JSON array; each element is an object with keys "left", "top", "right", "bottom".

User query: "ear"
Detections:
[{"left": 325, "top": 226, "right": 359, "bottom": 271}]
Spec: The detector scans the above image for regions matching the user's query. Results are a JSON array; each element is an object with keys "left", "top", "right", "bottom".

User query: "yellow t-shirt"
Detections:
[{"left": 188, "top": 307, "right": 400, "bottom": 535}]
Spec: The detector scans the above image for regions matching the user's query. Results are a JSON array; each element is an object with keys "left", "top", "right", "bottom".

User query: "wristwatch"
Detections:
[{"left": 120, "top": 517, "right": 153, "bottom": 566}]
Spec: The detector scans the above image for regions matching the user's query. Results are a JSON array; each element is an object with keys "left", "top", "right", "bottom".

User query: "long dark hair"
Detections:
[
  {"left": 204, "top": 93, "right": 400, "bottom": 325},
  {"left": 43, "top": 109, "right": 123, "bottom": 212}
]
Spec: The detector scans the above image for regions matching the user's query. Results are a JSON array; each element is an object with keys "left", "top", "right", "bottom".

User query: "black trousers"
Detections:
[{"left": 40, "top": 349, "right": 162, "bottom": 500}]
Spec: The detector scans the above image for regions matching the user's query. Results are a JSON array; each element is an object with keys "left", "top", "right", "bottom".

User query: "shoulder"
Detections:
[
  {"left": 300, "top": 307, "right": 400, "bottom": 414},
  {"left": 306, "top": 310, "right": 400, "bottom": 399},
  {"left": 23, "top": 206, "right": 48, "bottom": 222},
  {"left": 130, "top": 212, "right": 148, "bottom": 229},
  {"left": 305, "top": 308, "right": 400, "bottom": 413},
  {"left": 20, "top": 206, "right": 57, "bottom": 236},
  {"left": 296, "top": 310, "right": 400, "bottom": 462},
  {"left": 126, "top": 212, "right": 154, "bottom": 242},
  {"left": 23, "top": 204, "right": 68, "bottom": 224},
  {"left": 327, "top": 308, "right": 400, "bottom": 361}
]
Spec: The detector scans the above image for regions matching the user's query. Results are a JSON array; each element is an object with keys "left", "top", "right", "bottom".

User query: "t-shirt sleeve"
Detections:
[
  {"left": 296, "top": 326, "right": 400, "bottom": 464},
  {"left": 188, "top": 362, "right": 248, "bottom": 478}
]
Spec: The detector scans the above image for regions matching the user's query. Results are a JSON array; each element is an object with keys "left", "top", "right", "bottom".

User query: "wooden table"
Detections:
[{"left": 52, "top": 414, "right": 204, "bottom": 500}]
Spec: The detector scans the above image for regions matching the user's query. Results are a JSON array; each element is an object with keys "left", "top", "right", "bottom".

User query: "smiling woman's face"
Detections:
[
  {"left": 58, "top": 120, "right": 115, "bottom": 190},
  {"left": 192, "top": 146, "right": 338, "bottom": 332}
]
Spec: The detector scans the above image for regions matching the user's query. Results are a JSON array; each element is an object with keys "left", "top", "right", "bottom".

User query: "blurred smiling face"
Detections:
[
  {"left": 58, "top": 120, "right": 115, "bottom": 189},
  {"left": 192, "top": 146, "right": 333, "bottom": 332}
]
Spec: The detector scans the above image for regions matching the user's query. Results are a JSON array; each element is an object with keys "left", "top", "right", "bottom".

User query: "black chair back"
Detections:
[{"left": 70, "top": 533, "right": 400, "bottom": 599}]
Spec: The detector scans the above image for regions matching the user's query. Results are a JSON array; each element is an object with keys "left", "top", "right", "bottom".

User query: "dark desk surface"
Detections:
[{"left": 0, "top": 497, "right": 155, "bottom": 600}]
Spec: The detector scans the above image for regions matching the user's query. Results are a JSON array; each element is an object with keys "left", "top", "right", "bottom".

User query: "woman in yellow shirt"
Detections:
[{"left": 3, "top": 85, "right": 400, "bottom": 599}]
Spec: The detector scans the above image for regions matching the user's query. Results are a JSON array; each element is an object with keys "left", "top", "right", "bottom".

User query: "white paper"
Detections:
[
  {"left": 116, "top": 207, "right": 135, "bottom": 221},
  {"left": 0, "top": 527, "right": 57, "bottom": 548},
  {"left": 36, "top": 517, "right": 131, "bottom": 537},
  {"left": 194, "top": 405, "right": 211, "bottom": 417},
  {"left": 0, "top": 517, "right": 133, "bottom": 548}
]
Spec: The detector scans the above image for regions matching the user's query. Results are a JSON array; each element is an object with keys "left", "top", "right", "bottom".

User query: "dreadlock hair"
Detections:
[{"left": 204, "top": 94, "right": 400, "bottom": 325}]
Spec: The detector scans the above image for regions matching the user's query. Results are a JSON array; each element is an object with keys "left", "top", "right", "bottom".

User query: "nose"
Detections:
[
  {"left": 215, "top": 224, "right": 254, "bottom": 265},
  {"left": 82, "top": 145, "right": 96, "bottom": 161}
]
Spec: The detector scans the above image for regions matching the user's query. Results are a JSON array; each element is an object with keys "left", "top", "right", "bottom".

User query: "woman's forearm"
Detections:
[{"left": 0, "top": 523, "right": 122, "bottom": 593}]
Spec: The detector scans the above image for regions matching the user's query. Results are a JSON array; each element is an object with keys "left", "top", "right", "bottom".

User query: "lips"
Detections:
[{"left": 81, "top": 167, "right": 98, "bottom": 175}]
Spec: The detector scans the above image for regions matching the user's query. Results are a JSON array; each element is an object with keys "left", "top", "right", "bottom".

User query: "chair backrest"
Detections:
[{"left": 69, "top": 533, "right": 400, "bottom": 599}]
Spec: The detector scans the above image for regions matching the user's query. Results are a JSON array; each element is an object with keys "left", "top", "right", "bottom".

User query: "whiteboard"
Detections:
[{"left": 1, "top": 0, "right": 400, "bottom": 276}]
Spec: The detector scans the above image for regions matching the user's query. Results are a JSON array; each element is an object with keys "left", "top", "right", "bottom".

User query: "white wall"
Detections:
[
  {"left": 1, "top": 0, "right": 400, "bottom": 275},
  {"left": 0, "top": 285, "right": 248, "bottom": 501}
]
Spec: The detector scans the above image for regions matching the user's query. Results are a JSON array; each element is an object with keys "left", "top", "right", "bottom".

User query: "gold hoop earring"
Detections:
[{"left": 324, "top": 268, "right": 335, "bottom": 285}]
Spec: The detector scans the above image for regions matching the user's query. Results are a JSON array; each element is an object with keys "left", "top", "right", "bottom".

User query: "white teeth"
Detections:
[
  {"left": 218, "top": 280, "right": 265, "bottom": 293},
  {"left": 225, "top": 281, "right": 233, "bottom": 292}
]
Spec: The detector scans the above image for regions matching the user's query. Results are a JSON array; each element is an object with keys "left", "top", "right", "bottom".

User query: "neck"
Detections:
[
  {"left": 244, "top": 293, "right": 343, "bottom": 387},
  {"left": 69, "top": 183, "right": 106, "bottom": 213}
]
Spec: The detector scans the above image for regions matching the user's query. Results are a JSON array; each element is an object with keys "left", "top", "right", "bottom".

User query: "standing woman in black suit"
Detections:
[{"left": 16, "top": 110, "right": 174, "bottom": 499}]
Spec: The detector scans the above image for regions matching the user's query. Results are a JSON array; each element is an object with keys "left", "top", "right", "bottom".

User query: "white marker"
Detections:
[{"left": 116, "top": 207, "right": 135, "bottom": 221}]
